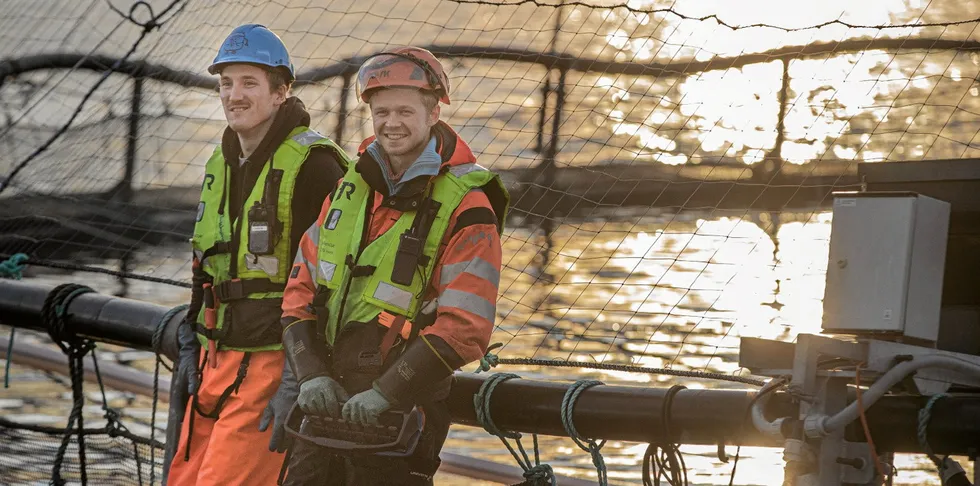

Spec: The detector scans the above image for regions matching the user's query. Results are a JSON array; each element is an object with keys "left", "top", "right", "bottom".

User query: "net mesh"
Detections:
[
  {"left": 0, "top": 418, "right": 164, "bottom": 486},
  {"left": 2, "top": 0, "right": 980, "bottom": 483}
]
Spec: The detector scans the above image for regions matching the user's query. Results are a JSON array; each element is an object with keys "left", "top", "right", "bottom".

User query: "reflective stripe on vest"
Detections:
[
  {"left": 314, "top": 162, "right": 507, "bottom": 345},
  {"left": 191, "top": 127, "right": 350, "bottom": 351}
]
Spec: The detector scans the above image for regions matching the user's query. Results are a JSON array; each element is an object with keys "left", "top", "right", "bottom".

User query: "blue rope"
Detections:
[
  {"left": 917, "top": 393, "right": 948, "bottom": 475},
  {"left": 0, "top": 253, "right": 28, "bottom": 280},
  {"left": 561, "top": 379, "right": 608, "bottom": 486},
  {"left": 55, "top": 287, "right": 93, "bottom": 319},
  {"left": 1, "top": 253, "right": 28, "bottom": 388},
  {"left": 474, "top": 372, "right": 556, "bottom": 485},
  {"left": 474, "top": 342, "right": 503, "bottom": 373}
]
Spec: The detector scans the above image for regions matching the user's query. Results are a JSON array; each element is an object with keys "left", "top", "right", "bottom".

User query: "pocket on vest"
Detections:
[
  {"left": 221, "top": 298, "right": 284, "bottom": 348},
  {"left": 331, "top": 320, "right": 386, "bottom": 393}
]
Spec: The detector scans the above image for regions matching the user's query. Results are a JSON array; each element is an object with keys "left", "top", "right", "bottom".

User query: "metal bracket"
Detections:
[{"left": 838, "top": 441, "right": 875, "bottom": 485}]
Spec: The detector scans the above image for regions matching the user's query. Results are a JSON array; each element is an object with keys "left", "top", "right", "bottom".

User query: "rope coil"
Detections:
[
  {"left": 561, "top": 379, "right": 608, "bottom": 486},
  {"left": 474, "top": 373, "right": 556, "bottom": 485},
  {"left": 643, "top": 385, "right": 689, "bottom": 486},
  {"left": 35, "top": 283, "right": 150, "bottom": 485},
  {"left": 42, "top": 283, "right": 96, "bottom": 485}
]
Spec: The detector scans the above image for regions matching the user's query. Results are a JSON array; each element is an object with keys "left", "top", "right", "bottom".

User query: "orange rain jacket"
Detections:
[{"left": 281, "top": 121, "right": 502, "bottom": 375}]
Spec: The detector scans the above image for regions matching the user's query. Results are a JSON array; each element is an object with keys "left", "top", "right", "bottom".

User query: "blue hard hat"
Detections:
[{"left": 208, "top": 24, "right": 294, "bottom": 80}]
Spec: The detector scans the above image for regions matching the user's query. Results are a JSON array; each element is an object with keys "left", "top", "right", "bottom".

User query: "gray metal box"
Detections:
[{"left": 822, "top": 192, "right": 950, "bottom": 342}]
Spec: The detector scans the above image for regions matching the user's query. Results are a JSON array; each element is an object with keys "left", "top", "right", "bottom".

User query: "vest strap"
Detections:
[
  {"left": 194, "top": 352, "right": 252, "bottom": 419},
  {"left": 310, "top": 287, "right": 332, "bottom": 337},
  {"left": 201, "top": 241, "right": 232, "bottom": 262},
  {"left": 213, "top": 278, "right": 285, "bottom": 301},
  {"left": 351, "top": 265, "right": 377, "bottom": 278}
]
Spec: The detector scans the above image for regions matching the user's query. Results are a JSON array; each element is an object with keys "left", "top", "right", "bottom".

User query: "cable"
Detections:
[
  {"left": 449, "top": 0, "right": 980, "bottom": 32},
  {"left": 822, "top": 356, "right": 980, "bottom": 435},
  {"left": 750, "top": 377, "right": 791, "bottom": 438},
  {"left": 856, "top": 364, "right": 887, "bottom": 480},
  {"left": 0, "top": 253, "right": 191, "bottom": 288},
  {"left": 480, "top": 355, "right": 766, "bottom": 386}
]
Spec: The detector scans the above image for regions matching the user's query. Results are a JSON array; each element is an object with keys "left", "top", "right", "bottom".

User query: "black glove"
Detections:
[
  {"left": 170, "top": 318, "right": 200, "bottom": 427},
  {"left": 164, "top": 318, "right": 200, "bottom": 474},
  {"left": 172, "top": 318, "right": 201, "bottom": 398},
  {"left": 258, "top": 360, "right": 300, "bottom": 452}
]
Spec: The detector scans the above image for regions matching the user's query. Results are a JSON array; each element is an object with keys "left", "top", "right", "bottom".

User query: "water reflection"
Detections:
[{"left": 493, "top": 210, "right": 823, "bottom": 382}]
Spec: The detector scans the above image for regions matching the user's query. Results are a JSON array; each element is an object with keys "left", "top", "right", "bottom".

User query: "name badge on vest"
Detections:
[
  {"left": 245, "top": 254, "right": 280, "bottom": 276},
  {"left": 325, "top": 208, "right": 342, "bottom": 230}
]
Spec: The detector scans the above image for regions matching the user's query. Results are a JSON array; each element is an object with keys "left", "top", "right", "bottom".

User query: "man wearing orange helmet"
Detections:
[{"left": 278, "top": 46, "right": 509, "bottom": 484}]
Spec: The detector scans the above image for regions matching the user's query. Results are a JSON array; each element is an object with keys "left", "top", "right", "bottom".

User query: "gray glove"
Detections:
[
  {"left": 341, "top": 388, "right": 392, "bottom": 426},
  {"left": 297, "top": 375, "right": 349, "bottom": 417},
  {"left": 258, "top": 361, "right": 300, "bottom": 452},
  {"left": 172, "top": 319, "right": 201, "bottom": 398}
]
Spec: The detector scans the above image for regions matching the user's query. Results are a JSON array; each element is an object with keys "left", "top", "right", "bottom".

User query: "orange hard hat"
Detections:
[{"left": 356, "top": 46, "right": 451, "bottom": 105}]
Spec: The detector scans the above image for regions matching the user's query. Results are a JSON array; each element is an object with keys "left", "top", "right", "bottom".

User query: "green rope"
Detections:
[
  {"left": 55, "top": 287, "right": 93, "bottom": 319},
  {"left": 1, "top": 253, "right": 28, "bottom": 388},
  {"left": 561, "top": 380, "right": 608, "bottom": 486},
  {"left": 474, "top": 372, "right": 556, "bottom": 485},
  {"left": 0, "top": 253, "right": 29, "bottom": 280},
  {"left": 475, "top": 342, "right": 503, "bottom": 373},
  {"left": 918, "top": 393, "right": 949, "bottom": 477}
]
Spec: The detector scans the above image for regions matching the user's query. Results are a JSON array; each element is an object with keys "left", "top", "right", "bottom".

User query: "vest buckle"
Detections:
[{"left": 214, "top": 278, "right": 246, "bottom": 301}]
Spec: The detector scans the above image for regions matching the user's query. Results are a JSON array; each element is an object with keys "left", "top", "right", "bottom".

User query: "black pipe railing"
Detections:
[{"left": 2, "top": 279, "right": 980, "bottom": 454}]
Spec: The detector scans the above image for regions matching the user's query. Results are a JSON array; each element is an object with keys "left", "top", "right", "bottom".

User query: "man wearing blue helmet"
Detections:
[{"left": 167, "top": 24, "right": 349, "bottom": 485}]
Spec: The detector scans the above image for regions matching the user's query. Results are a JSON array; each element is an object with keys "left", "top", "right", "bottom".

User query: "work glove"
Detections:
[
  {"left": 258, "top": 361, "right": 300, "bottom": 453},
  {"left": 297, "top": 375, "right": 349, "bottom": 417},
  {"left": 164, "top": 318, "right": 200, "bottom": 474},
  {"left": 171, "top": 319, "right": 200, "bottom": 404},
  {"left": 341, "top": 388, "right": 392, "bottom": 426}
]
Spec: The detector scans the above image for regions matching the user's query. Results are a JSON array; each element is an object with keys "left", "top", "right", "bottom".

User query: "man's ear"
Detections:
[
  {"left": 275, "top": 85, "right": 289, "bottom": 106},
  {"left": 428, "top": 104, "right": 441, "bottom": 127}
]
